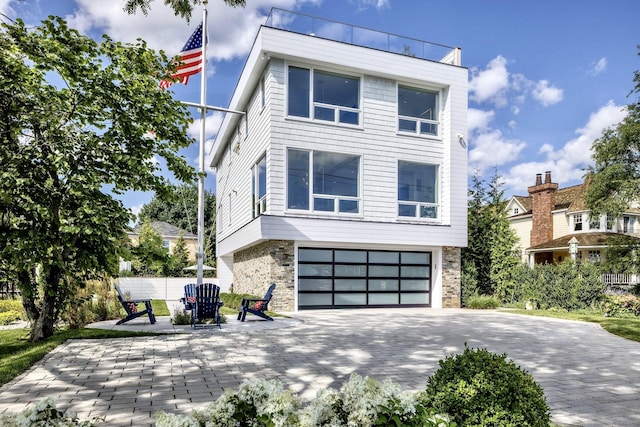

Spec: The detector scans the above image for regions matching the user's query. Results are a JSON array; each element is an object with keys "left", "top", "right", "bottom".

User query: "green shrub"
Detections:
[
  {"left": 0, "top": 397, "right": 103, "bottom": 426},
  {"left": 466, "top": 294, "right": 500, "bottom": 309},
  {"left": 420, "top": 346, "right": 550, "bottom": 427},
  {"left": 0, "top": 299, "right": 24, "bottom": 313},
  {"left": 0, "top": 300, "right": 26, "bottom": 324},
  {"left": 171, "top": 308, "right": 191, "bottom": 325},
  {"left": 604, "top": 294, "right": 640, "bottom": 318},
  {"left": 0, "top": 310, "right": 24, "bottom": 325},
  {"left": 508, "top": 261, "right": 605, "bottom": 311}
]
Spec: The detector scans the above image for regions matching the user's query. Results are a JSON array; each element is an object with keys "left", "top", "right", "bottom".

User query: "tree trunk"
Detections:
[{"left": 29, "top": 266, "right": 62, "bottom": 342}]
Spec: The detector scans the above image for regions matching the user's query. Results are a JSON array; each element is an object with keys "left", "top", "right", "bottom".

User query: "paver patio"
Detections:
[{"left": 1, "top": 308, "right": 639, "bottom": 426}]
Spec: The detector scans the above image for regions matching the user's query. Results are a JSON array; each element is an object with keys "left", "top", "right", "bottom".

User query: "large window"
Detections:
[
  {"left": 398, "top": 161, "right": 438, "bottom": 219},
  {"left": 287, "top": 148, "right": 360, "bottom": 214},
  {"left": 573, "top": 214, "right": 583, "bottom": 231},
  {"left": 398, "top": 85, "right": 439, "bottom": 136},
  {"left": 288, "top": 66, "right": 360, "bottom": 125},
  {"left": 252, "top": 155, "right": 266, "bottom": 218}
]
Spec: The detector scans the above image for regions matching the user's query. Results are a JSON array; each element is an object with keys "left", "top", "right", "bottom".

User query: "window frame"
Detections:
[
  {"left": 573, "top": 214, "right": 583, "bottom": 231},
  {"left": 286, "top": 64, "right": 362, "bottom": 127},
  {"left": 286, "top": 148, "right": 362, "bottom": 216},
  {"left": 252, "top": 154, "right": 267, "bottom": 218},
  {"left": 396, "top": 160, "right": 439, "bottom": 221},
  {"left": 397, "top": 84, "right": 441, "bottom": 138}
]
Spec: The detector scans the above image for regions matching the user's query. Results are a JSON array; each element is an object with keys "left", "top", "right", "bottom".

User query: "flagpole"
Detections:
[{"left": 196, "top": 0, "right": 208, "bottom": 287}]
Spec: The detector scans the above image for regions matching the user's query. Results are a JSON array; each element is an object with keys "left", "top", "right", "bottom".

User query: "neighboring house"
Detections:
[
  {"left": 210, "top": 9, "right": 468, "bottom": 311},
  {"left": 127, "top": 221, "right": 197, "bottom": 260},
  {"left": 506, "top": 171, "right": 640, "bottom": 266}
]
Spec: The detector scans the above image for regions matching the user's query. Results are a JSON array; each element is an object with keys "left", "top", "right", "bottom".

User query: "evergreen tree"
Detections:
[
  {"left": 487, "top": 172, "right": 521, "bottom": 300},
  {"left": 168, "top": 232, "right": 190, "bottom": 276},
  {"left": 462, "top": 170, "right": 520, "bottom": 299}
]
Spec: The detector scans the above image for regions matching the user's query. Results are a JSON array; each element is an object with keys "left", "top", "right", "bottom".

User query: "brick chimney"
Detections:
[{"left": 528, "top": 171, "right": 558, "bottom": 247}]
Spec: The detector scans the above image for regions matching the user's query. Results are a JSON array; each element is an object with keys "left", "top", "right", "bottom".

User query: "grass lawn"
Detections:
[{"left": 503, "top": 309, "right": 640, "bottom": 343}]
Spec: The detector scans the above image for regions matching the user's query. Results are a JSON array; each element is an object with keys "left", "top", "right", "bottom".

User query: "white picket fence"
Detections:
[
  {"left": 601, "top": 273, "right": 639, "bottom": 290},
  {"left": 115, "top": 277, "right": 223, "bottom": 301}
]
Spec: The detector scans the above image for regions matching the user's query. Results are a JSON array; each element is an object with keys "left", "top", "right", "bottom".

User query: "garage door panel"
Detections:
[{"left": 298, "top": 248, "right": 431, "bottom": 309}]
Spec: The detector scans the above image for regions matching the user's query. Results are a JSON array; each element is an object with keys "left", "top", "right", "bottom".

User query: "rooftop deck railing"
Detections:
[{"left": 264, "top": 8, "right": 461, "bottom": 66}]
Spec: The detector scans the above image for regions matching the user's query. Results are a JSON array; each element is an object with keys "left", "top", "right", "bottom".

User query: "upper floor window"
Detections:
[
  {"left": 588, "top": 214, "right": 600, "bottom": 230},
  {"left": 397, "top": 161, "right": 438, "bottom": 219},
  {"left": 606, "top": 214, "right": 615, "bottom": 231},
  {"left": 252, "top": 155, "right": 267, "bottom": 218},
  {"left": 287, "top": 148, "right": 360, "bottom": 214},
  {"left": 513, "top": 207, "right": 519, "bottom": 214},
  {"left": 623, "top": 216, "right": 635, "bottom": 233},
  {"left": 287, "top": 66, "right": 360, "bottom": 126},
  {"left": 573, "top": 214, "right": 583, "bottom": 231},
  {"left": 398, "top": 85, "right": 439, "bottom": 136}
]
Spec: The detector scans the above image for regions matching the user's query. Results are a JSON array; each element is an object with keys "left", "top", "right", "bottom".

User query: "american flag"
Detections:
[{"left": 160, "top": 23, "right": 204, "bottom": 89}]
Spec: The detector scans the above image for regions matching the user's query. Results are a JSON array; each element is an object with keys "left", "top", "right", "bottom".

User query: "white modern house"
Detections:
[{"left": 210, "top": 9, "right": 468, "bottom": 311}]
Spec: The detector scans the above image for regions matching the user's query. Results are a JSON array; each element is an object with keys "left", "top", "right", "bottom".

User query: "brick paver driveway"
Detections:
[{"left": 1, "top": 308, "right": 639, "bottom": 426}]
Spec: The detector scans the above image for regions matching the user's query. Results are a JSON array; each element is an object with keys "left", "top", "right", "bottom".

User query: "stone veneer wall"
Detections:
[
  {"left": 233, "top": 240, "right": 295, "bottom": 311},
  {"left": 442, "top": 246, "right": 461, "bottom": 308}
]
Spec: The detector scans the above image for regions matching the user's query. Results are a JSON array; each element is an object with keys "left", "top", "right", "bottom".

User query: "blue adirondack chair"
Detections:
[
  {"left": 180, "top": 283, "right": 197, "bottom": 311},
  {"left": 191, "top": 283, "right": 224, "bottom": 329},
  {"left": 237, "top": 283, "right": 275, "bottom": 322},
  {"left": 114, "top": 285, "right": 156, "bottom": 325}
]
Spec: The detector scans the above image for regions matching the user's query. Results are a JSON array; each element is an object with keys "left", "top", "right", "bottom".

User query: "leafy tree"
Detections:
[
  {"left": 586, "top": 48, "right": 640, "bottom": 218},
  {"left": 138, "top": 184, "right": 216, "bottom": 264},
  {"left": 462, "top": 170, "right": 519, "bottom": 298},
  {"left": 131, "top": 222, "right": 170, "bottom": 276},
  {"left": 0, "top": 17, "right": 196, "bottom": 341},
  {"left": 124, "top": 0, "right": 245, "bottom": 21},
  {"left": 602, "top": 234, "right": 640, "bottom": 274}
]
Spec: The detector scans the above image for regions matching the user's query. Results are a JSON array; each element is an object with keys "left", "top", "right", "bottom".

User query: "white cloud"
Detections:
[
  {"left": 66, "top": 0, "right": 320, "bottom": 61},
  {"left": 349, "top": 0, "right": 390, "bottom": 10},
  {"left": 0, "top": 0, "right": 13, "bottom": 17},
  {"left": 187, "top": 111, "right": 224, "bottom": 140},
  {"left": 504, "top": 101, "right": 627, "bottom": 194},
  {"left": 589, "top": 57, "right": 607, "bottom": 76},
  {"left": 469, "top": 55, "right": 509, "bottom": 106},
  {"left": 468, "top": 129, "right": 526, "bottom": 174},
  {"left": 531, "top": 80, "right": 563, "bottom": 107},
  {"left": 467, "top": 108, "right": 494, "bottom": 133}
]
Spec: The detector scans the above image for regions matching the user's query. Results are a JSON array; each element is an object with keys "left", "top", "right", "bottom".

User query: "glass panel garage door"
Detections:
[{"left": 298, "top": 248, "right": 431, "bottom": 309}]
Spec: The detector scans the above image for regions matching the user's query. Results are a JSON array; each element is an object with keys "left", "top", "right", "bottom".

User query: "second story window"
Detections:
[
  {"left": 287, "top": 66, "right": 360, "bottom": 126},
  {"left": 623, "top": 216, "right": 635, "bottom": 233},
  {"left": 573, "top": 214, "right": 583, "bottom": 231},
  {"left": 589, "top": 215, "right": 600, "bottom": 230},
  {"left": 397, "top": 161, "right": 438, "bottom": 219},
  {"left": 252, "top": 155, "right": 267, "bottom": 218},
  {"left": 398, "top": 85, "right": 439, "bottom": 137},
  {"left": 606, "top": 214, "right": 615, "bottom": 231},
  {"left": 287, "top": 148, "right": 360, "bottom": 214}
]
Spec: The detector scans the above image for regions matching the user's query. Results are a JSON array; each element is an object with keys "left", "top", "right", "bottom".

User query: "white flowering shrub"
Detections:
[
  {"left": 0, "top": 397, "right": 103, "bottom": 426},
  {"left": 155, "top": 374, "right": 455, "bottom": 427}
]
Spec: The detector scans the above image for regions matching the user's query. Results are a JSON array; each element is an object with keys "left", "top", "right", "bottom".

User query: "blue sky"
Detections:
[{"left": 3, "top": 0, "right": 638, "bottom": 217}]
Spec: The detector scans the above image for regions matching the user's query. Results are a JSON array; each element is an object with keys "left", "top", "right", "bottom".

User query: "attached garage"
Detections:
[{"left": 297, "top": 247, "right": 432, "bottom": 309}]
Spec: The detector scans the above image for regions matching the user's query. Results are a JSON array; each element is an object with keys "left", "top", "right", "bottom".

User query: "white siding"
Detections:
[{"left": 214, "top": 25, "right": 467, "bottom": 258}]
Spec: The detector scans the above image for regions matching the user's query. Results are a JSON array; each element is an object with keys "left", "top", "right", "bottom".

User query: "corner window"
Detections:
[
  {"left": 287, "top": 148, "right": 360, "bottom": 214},
  {"left": 589, "top": 215, "right": 600, "bottom": 230},
  {"left": 606, "top": 214, "right": 615, "bottom": 231},
  {"left": 623, "top": 216, "right": 634, "bottom": 233},
  {"left": 398, "top": 85, "right": 439, "bottom": 136},
  {"left": 573, "top": 214, "right": 583, "bottom": 231},
  {"left": 252, "top": 155, "right": 267, "bottom": 218},
  {"left": 287, "top": 66, "right": 360, "bottom": 126},
  {"left": 398, "top": 161, "right": 438, "bottom": 219}
]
